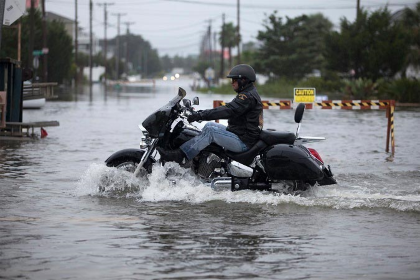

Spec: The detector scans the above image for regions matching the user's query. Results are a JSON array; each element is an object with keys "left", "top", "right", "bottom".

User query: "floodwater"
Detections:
[{"left": 1, "top": 78, "right": 420, "bottom": 280}]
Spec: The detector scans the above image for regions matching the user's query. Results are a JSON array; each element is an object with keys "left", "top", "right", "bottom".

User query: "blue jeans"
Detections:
[{"left": 180, "top": 122, "right": 249, "bottom": 160}]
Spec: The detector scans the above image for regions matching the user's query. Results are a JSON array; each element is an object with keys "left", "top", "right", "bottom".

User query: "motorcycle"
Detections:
[{"left": 105, "top": 87, "right": 337, "bottom": 193}]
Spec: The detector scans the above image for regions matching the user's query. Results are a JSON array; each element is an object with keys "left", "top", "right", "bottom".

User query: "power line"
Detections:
[{"left": 97, "top": 2, "right": 114, "bottom": 84}]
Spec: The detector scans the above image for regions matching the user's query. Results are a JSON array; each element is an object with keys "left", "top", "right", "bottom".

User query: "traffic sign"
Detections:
[
  {"left": 33, "top": 50, "right": 43, "bottom": 56},
  {"left": 294, "top": 88, "right": 316, "bottom": 103}
]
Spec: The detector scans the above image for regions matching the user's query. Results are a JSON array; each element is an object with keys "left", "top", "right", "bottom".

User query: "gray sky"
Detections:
[{"left": 45, "top": 0, "right": 418, "bottom": 57}]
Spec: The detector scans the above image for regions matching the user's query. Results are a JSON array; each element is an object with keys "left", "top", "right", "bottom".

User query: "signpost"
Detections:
[{"left": 33, "top": 56, "right": 39, "bottom": 69}]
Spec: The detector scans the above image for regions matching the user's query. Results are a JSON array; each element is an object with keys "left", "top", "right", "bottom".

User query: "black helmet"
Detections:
[{"left": 226, "top": 64, "right": 256, "bottom": 82}]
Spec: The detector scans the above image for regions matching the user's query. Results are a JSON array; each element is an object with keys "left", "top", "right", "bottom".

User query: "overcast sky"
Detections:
[{"left": 45, "top": 0, "right": 418, "bottom": 57}]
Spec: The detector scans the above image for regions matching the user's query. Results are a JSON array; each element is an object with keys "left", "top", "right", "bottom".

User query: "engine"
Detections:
[
  {"left": 195, "top": 153, "right": 223, "bottom": 179},
  {"left": 195, "top": 152, "right": 255, "bottom": 180}
]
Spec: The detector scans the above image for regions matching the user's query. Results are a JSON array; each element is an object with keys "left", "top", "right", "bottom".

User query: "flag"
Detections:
[{"left": 41, "top": 127, "right": 48, "bottom": 138}]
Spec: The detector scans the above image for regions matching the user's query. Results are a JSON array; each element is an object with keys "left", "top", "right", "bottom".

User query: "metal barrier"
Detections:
[
  {"left": 213, "top": 99, "right": 396, "bottom": 155},
  {"left": 23, "top": 82, "right": 58, "bottom": 100},
  {"left": 314, "top": 100, "right": 395, "bottom": 155},
  {"left": 213, "top": 100, "right": 292, "bottom": 109},
  {"left": 0, "top": 91, "right": 6, "bottom": 128}
]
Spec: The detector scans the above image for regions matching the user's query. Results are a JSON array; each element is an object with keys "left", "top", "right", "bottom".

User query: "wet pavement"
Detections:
[{"left": 1, "top": 78, "right": 420, "bottom": 279}]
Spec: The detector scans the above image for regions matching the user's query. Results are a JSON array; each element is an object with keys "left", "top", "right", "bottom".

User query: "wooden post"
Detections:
[
  {"left": 386, "top": 103, "right": 391, "bottom": 153},
  {"left": 385, "top": 100, "right": 395, "bottom": 155},
  {"left": 390, "top": 100, "right": 395, "bottom": 155},
  {"left": 18, "top": 21, "right": 21, "bottom": 62},
  {"left": 213, "top": 100, "right": 223, "bottom": 123}
]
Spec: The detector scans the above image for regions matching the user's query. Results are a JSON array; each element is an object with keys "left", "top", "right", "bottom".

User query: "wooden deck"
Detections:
[{"left": 0, "top": 121, "right": 60, "bottom": 139}]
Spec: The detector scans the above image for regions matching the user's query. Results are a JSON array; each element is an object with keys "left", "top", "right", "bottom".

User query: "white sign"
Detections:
[
  {"left": 3, "top": 0, "right": 26, "bottom": 26},
  {"left": 33, "top": 56, "right": 39, "bottom": 69},
  {"left": 205, "top": 67, "right": 215, "bottom": 81}
]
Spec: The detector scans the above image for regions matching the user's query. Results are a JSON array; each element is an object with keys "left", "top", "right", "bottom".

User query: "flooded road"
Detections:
[{"left": 1, "top": 79, "right": 420, "bottom": 279}]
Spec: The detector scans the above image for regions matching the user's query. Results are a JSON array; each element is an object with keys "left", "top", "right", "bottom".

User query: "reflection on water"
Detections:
[{"left": 1, "top": 79, "right": 420, "bottom": 279}]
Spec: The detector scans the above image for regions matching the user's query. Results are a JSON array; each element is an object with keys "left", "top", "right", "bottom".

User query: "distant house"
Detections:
[
  {"left": 45, "top": 12, "right": 74, "bottom": 39},
  {"left": 45, "top": 11, "right": 100, "bottom": 56}
]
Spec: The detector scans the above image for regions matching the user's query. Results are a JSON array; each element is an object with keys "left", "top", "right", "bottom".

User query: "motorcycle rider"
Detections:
[{"left": 157, "top": 64, "right": 263, "bottom": 164}]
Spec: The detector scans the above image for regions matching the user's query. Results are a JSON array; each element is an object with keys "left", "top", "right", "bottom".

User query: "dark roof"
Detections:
[{"left": 45, "top": 12, "right": 73, "bottom": 24}]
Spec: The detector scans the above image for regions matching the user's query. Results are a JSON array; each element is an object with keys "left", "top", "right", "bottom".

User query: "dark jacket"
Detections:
[{"left": 199, "top": 83, "right": 263, "bottom": 147}]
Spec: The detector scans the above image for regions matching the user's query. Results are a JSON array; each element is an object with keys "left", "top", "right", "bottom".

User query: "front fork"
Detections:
[{"left": 133, "top": 139, "right": 158, "bottom": 177}]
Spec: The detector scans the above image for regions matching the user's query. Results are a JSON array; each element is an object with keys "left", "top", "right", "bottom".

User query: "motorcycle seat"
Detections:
[
  {"left": 226, "top": 140, "right": 268, "bottom": 166},
  {"left": 259, "top": 130, "right": 296, "bottom": 146}
]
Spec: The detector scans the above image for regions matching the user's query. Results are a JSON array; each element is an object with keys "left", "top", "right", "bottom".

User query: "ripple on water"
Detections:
[{"left": 75, "top": 163, "right": 420, "bottom": 212}]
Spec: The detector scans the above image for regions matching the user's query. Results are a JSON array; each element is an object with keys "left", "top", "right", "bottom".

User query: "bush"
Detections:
[
  {"left": 379, "top": 79, "right": 420, "bottom": 103},
  {"left": 340, "top": 78, "right": 382, "bottom": 99}
]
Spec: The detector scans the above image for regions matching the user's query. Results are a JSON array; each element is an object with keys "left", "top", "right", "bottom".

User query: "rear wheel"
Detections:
[{"left": 271, "top": 180, "right": 312, "bottom": 194}]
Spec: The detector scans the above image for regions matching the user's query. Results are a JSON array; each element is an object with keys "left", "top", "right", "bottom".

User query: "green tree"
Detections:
[
  {"left": 325, "top": 8, "right": 410, "bottom": 80},
  {"left": 256, "top": 12, "right": 332, "bottom": 79},
  {"left": 109, "top": 34, "right": 161, "bottom": 77},
  {"left": 46, "top": 20, "right": 73, "bottom": 84},
  {"left": 219, "top": 22, "right": 239, "bottom": 69},
  {"left": 161, "top": 55, "right": 173, "bottom": 73},
  {"left": 401, "top": 3, "right": 420, "bottom": 74},
  {"left": 0, "top": 10, "right": 73, "bottom": 84}
]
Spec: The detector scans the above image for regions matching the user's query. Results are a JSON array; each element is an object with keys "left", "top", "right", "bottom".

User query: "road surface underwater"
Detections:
[{"left": 1, "top": 80, "right": 420, "bottom": 279}]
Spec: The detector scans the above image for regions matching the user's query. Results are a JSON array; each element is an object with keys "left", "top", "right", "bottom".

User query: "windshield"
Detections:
[{"left": 141, "top": 87, "right": 187, "bottom": 138}]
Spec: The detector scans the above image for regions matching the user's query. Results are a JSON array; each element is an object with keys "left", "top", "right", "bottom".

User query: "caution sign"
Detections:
[{"left": 294, "top": 88, "right": 316, "bottom": 103}]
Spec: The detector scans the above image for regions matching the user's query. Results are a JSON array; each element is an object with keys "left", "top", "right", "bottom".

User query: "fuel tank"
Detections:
[
  {"left": 172, "top": 126, "right": 200, "bottom": 147},
  {"left": 262, "top": 144, "right": 324, "bottom": 181}
]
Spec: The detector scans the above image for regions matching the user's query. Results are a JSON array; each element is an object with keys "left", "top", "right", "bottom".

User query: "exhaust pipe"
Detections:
[{"left": 211, "top": 177, "right": 232, "bottom": 191}]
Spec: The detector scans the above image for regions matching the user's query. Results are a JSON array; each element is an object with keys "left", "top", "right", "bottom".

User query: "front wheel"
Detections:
[
  {"left": 106, "top": 156, "right": 153, "bottom": 176},
  {"left": 100, "top": 156, "right": 154, "bottom": 193}
]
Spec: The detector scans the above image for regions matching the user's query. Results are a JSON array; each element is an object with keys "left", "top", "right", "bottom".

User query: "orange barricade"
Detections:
[{"left": 213, "top": 99, "right": 396, "bottom": 155}]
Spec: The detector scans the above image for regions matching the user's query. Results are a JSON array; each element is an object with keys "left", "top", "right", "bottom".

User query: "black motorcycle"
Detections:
[{"left": 105, "top": 87, "right": 336, "bottom": 193}]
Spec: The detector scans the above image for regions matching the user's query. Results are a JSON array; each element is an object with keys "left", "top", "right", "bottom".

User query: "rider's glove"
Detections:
[{"left": 187, "top": 111, "right": 202, "bottom": 123}]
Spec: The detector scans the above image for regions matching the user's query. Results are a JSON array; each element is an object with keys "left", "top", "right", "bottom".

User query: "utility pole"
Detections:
[
  {"left": 237, "top": 0, "right": 241, "bottom": 64},
  {"left": 357, "top": 0, "right": 361, "bottom": 20},
  {"left": 220, "top": 13, "right": 225, "bottom": 80},
  {"left": 89, "top": 0, "right": 93, "bottom": 99},
  {"left": 42, "top": 0, "right": 48, "bottom": 81},
  {"left": 75, "top": 0, "right": 78, "bottom": 88},
  {"left": 123, "top": 21, "right": 134, "bottom": 75},
  {"left": 208, "top": 20, "right": 212, "bottom": 67},
  {"left": 18, "top": 21, "right": 21, "bottom": 61},
  {"left": 112, "top": 12, "right": 126, "bottom": 80},
  {"left": 29, "top": 0, "right": 35, "bottom": 70},
  {"left": 0, "top": 0, "right": 5, "bottom": 49},
  {"left": 98, "top": 2, "right": 114, "bottom": 85}
]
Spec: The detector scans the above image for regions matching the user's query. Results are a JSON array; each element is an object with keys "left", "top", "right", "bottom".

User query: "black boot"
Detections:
[{"left": 157, "top": 147, "right": 186, "bottom": 164}]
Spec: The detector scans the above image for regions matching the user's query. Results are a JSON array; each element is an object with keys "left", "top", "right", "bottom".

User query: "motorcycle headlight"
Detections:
[{"left": 139, "top": 125, "right": 151, "bottom": 149}]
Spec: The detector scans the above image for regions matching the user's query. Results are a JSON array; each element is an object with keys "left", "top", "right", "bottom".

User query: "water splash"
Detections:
[
  {"left": 75, "top": 163, "right": 146, "bottom": 198},
  {"left": 75, "top": 163, "right": 420, "bottom": 212}
]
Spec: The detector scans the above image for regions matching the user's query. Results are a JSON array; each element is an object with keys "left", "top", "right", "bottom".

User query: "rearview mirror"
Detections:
[
  {"left": 193, "top": 97, "right": 199, "bottom": 105},
  {"left": 183, "top": 99, "right": 192, "bottom": 108},
  {"left": 294, "top": 103, "right": 305, "bottom": 123}
]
